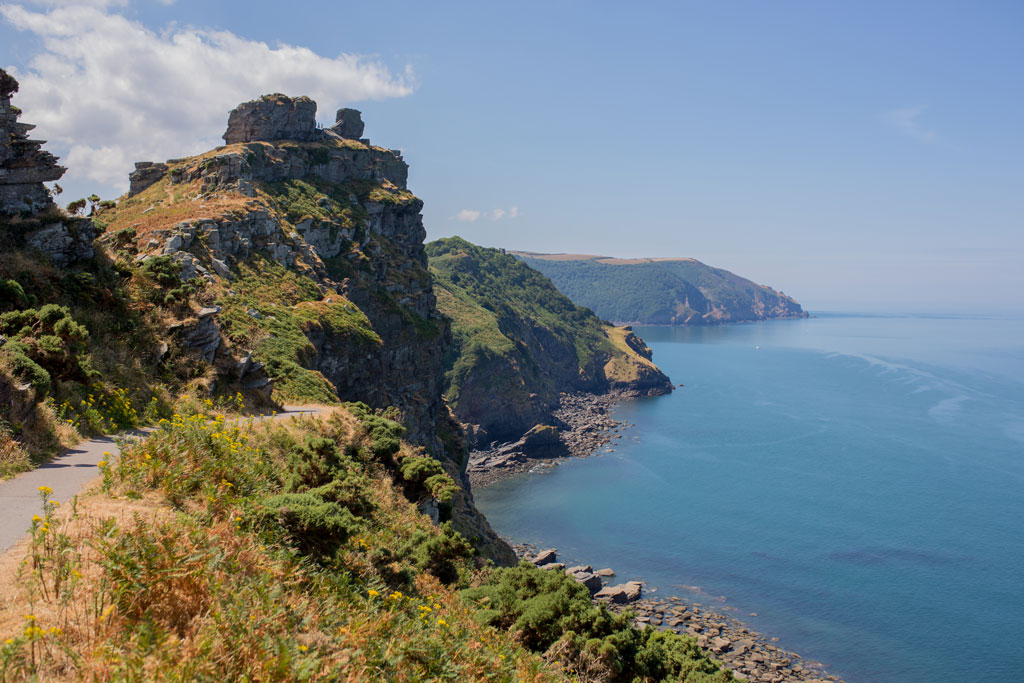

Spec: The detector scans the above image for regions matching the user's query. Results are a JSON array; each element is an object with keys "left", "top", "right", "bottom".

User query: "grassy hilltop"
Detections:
[
  {"left": 428, "top": 237, "right": 672, "bottom": 445},
  {"left": 515, "top": 253, "right": 807, "bottom": 325}
]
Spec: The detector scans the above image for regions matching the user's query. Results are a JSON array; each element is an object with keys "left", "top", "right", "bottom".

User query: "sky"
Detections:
[{"left": 2, "top": 0, "right": 1022, "bottom": 313}]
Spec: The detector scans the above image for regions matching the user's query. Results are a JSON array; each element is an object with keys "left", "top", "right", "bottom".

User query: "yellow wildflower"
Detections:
[
  {"left": 31, "top": 515, "right": 42, "bottom": 523},
  {"left": 4, "top": 638, "right": 12, "bottom": 645},
  {"left": 37, "top": 486, "right": 53, "bottom": 496},
  {"left": 367, "top": 589, "right": 379, "bottom": 598},
  {"left": 98, "top": 461, "right": 107, "bottom": 468},
  {"left": 437, "top": 619, "right": 447, "bottom": 627},
  {"left": 298, "top": 645, "right": 308, "bottom": 652}
]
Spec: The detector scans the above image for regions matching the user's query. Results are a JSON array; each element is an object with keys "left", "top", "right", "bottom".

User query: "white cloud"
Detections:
[
  {"left": 27, "top": 0, "right": 129, "bottom": 7},
  {"left": 454, "top": 209, "right": 482, "bottom": 222},
  {"left": 883, "top": 106, "right": 937, "bottom": 143},
  {"left": 451, "top": 206, "right": 519, "bottom": 222},
  {"left": 1, "top": 3, "right": 413, "bottom": 191}
]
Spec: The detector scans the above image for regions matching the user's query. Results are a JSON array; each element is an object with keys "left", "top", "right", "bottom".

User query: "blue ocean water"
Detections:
[{"left": 474, "top": 313, "right": 1024, "bottom": 683}]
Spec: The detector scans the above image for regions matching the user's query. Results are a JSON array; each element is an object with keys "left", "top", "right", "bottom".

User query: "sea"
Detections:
[{"left": 474, "top": 312, "right": 1024, "bottom": 683}]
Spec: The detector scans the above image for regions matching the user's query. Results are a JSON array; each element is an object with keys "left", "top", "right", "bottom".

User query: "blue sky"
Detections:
[{"left": 2, "top": 1, "right": 1022, "bottom": 312}]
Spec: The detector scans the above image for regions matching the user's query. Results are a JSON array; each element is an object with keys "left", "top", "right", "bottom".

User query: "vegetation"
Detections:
[
  {"left": 0, "top": 248, "right": 195, "bottom": 478},
  {"left": 215, "top": 256, "right": 380, "bottom": 404},
  {"left": 426, "top": 237, "right": 669, "bottom": 442},
  {"left": 518, "top": 256, "right": 805, "bottom": 325},
  {"left": 0, "top": 405, "right": 731, "bottom": 681}
]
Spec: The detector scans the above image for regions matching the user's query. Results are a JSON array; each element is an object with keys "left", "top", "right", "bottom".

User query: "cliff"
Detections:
[
  {"left": 515, "top": 253, "right": 808, "bottom": 325},
  {"left": 0, "top": 91, "right": 511, "bottom": 562},
  {"left": 427, "top": 237, "right": 672, "bottom": 446}
]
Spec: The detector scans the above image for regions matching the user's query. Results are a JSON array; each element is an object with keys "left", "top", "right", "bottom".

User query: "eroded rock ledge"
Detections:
[{"left": 0, "top": 68, "right": 94, "bottom": 266}]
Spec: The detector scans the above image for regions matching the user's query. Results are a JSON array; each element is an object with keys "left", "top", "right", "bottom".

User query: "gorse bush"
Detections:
[
  {"left": 464, "top": 563, "right": 734, "bottom": 683},
  {"left": 0, "top": 304, "right": 90, "bottom": 392}
]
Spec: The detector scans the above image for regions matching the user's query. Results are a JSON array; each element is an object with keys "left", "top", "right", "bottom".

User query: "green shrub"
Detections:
[
  {"left": 0, "top": 279, "right": 28, "bottom": 309},
  {"left": 0, "top": 340, "right": 51, "bottom": 393},
  {"left": 401, "top": 522, "right": 473, "bottom": 585},
  {"left": 255, "top": 489, "right": 362, "bottom": 557},
  {"left": 462, "top": 563, "right": 733, "bottom": 682},
  {"left": 346, "top": 402, "right": 404, "bottom": 460}
]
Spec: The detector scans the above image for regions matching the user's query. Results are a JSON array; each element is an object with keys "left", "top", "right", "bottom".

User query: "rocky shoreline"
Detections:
[
  {"left": 512, "top": 544, "right": 846, "bottom": 683},
  {"left": 468, "top": 391, "right": 633, "bottom": 488}
]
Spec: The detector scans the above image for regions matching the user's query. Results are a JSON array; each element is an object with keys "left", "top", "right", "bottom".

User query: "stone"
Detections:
[
  {"left": 1, "top": 69, "right": 65, "bottom": 217},
  {"left": 211, "top": 258, "right": 231, "bottom": 278},
  {"left": 594, "top": 568, "right": 616, "bottom": 577},
  {"left": 711, "top": 636, "right": 732, "bottom": 653},
  {"left": 129, "top": 162, "right": 168, "bottom": 197},
  {"left": 223, "top": 94, "right": 320, "bottom": 144},
  {"left": 530, "top": 548, "right": 557, "bottom": 566},
  {"left": 569, "top": 570, "right": 602, "bottom": 594},
  {"left": 566, "top": 565, "right": 592, "bottom": 574},
  {"left": 538, "top": 562, "right": 565, "bottom": 571},
  {"left": 329, "top": 108, "right": 365, "bottom": 139},
  {"left": 594, "top": 581, "right": 643, "bottom": 604}
]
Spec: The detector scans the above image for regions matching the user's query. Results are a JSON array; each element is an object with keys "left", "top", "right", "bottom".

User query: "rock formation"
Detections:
[
  {"left": 329, "top": 108, "right": 365, "bottom": 140},
  {"left": 222, "top": 93, "right": 321, "bottom": 144},
  {"left": 0, "top": 69, "right": 65, "bottom": 216},
  {"left": 128, "top": 161, "right": 168, "bottom": 197},
  {"left": 111, "top": 92, "right": 513, "bottom": 563},
  {"left": 0, "top": 68, "right": 94, "bottom": 266}
]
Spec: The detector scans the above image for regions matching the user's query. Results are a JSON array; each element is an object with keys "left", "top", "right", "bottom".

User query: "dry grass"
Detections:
[{"left": 0, "top": 409, "right": 566, "bottom": 681}]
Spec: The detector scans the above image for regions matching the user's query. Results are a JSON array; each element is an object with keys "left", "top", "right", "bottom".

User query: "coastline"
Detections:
[
  {"left": 468, "top": 390, "right": 635, "bottom": 489},
  {"left": 471, "top": 391, "right": 848, "bottom": 683},
  {"left": 507, "top": 543, "right": 848, "bottom": 683}
]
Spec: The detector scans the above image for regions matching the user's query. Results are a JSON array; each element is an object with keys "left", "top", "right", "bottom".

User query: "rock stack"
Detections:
[
  {"left": 0, "top": 69, "right": 65, "bottom": 216},
  {"left": 0, "top": 68, "right": 94, "bottom": 266}
]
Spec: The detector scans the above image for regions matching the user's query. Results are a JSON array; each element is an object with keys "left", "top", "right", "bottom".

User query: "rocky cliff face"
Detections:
[
  {"left": 0, "top": 69, "right": 94, "bottom": 266},
  {"left": 427, "top": 237, "right": 673, "bottom": 447},
  {"left": 99, "top": 94, "right": 512, "bottom": 562}
]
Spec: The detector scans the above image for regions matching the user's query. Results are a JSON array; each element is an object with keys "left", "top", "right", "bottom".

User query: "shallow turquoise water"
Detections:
[{"left": 474, "top": 313, "right": 1024, "bottom": 683}]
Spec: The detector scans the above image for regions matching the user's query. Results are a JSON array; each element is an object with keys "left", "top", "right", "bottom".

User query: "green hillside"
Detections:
[
  {"left": 427, "top": 237, "right": 672, "bottom": 445},
  {"left": 514, "top": 254, "right": 807, "bottom": 325}
]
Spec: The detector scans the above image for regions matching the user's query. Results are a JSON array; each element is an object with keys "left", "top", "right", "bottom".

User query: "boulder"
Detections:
[
  {"left": 529, "top": 548, "right": 557, "bottom": 566},
  {"left": 594, "top": 568, "right": 616, "bottom": 577},
  {"left": 538, "top": 562, "right": 565, "bottom": 571},
  {"left": 566, "top": 565, "right": 592, "bottom": 574},
  {"left": 330, "top": 108, "right": 365, "bottom": 140},
  {"left": 595, "top": 580, "right": 643, "bottom": 604},
  {"left": 569, "top": 570, "right": 603, "bottom": 594}
]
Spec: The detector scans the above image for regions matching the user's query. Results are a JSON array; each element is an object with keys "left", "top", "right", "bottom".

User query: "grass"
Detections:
[
  {"left": 0, "top": 403, "right": 734, "bottom": 682},
  {"left": 215, "top": 256, "right": 381, "bottom": 405},
  {"left": 0, "top": 407, "right": 563, "bottom": 681}
]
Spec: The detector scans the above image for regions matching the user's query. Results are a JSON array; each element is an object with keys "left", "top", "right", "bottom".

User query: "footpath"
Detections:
[{"left": 0, "top": 407, "right": 322, "bottom": 554}]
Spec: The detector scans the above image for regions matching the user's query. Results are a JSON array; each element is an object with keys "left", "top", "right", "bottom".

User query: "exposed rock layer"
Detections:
[
  {"left": 0, "top": 68, "right": 94, "bottom": 266},
  {"left": 114, "top": 93, "right": 512, "bottom": 563}
]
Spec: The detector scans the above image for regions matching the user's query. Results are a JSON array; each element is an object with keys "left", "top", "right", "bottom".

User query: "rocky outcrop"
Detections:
[
  {"left": 330, "top": 108, "right": 365, "bottom": 140},
  {"left": 222, "top": 94, "right": 320, "bottom": 144},
  {"left": 128, "top": 162, "right": 168, "bottom": 197},
  {"left": 115, "top": 93, "right": 513, "bottom": 564},
  {"left": 0, "top": 69, "right": 64, "bottom": 216},
  {"left": 0, "top": 68, "right": 94, "bottom": 266}
]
